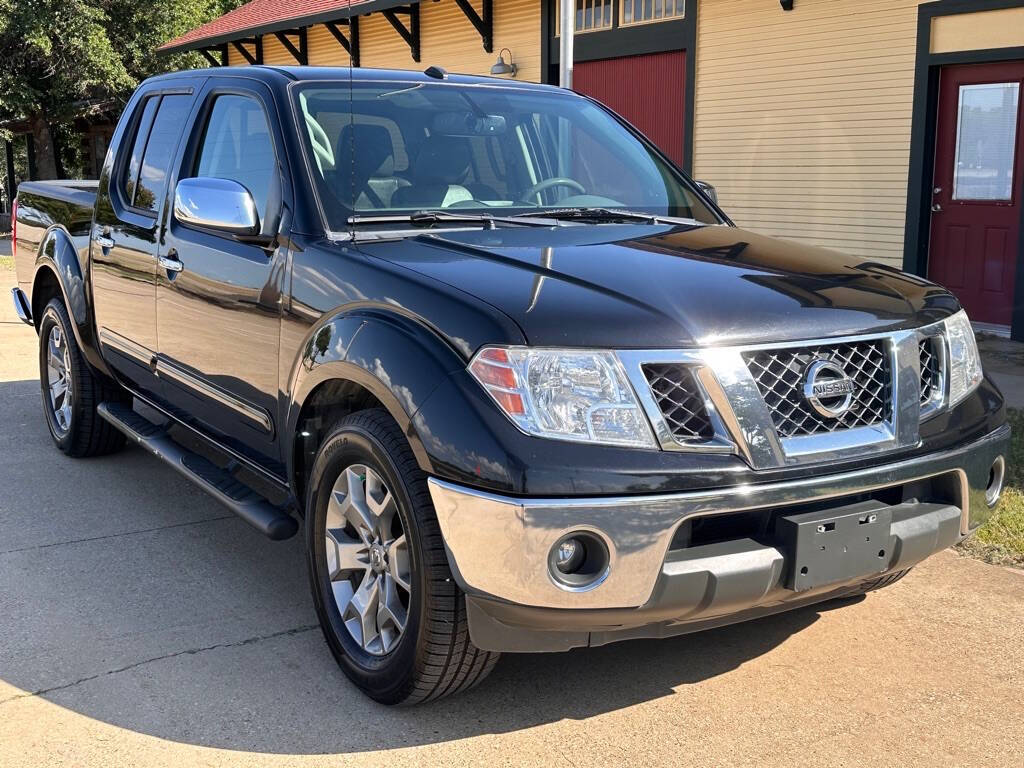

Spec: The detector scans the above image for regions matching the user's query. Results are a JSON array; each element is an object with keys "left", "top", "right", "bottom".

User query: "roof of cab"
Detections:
[{"left": 144, "top": 65, "right": 564, "bottom": 92}]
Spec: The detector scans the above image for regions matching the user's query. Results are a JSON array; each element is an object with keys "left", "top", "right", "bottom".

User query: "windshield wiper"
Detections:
[
  {"left": 516, "top": 207, "right": 703, "bottom": 226},
  {"left": 347, "top": 210, "right": 556, "bottom": 229}
]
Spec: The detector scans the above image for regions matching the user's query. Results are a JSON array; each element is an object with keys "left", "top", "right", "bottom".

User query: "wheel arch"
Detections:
[
  {"left": 30, "top": 226, "right": 111, "bottom": 377},
  {"left": 285, "top": 308, "right": 468, "bottom": 507}
]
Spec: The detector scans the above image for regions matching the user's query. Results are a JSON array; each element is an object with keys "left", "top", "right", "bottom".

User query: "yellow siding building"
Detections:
[{"left": 162, "top": 0, "right": 1024, "bottom": 336}]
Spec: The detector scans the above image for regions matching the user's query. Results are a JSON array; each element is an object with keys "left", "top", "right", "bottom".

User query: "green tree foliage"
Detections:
[{"left": 0, "top": 0, "right": 241, "bottom": 179}]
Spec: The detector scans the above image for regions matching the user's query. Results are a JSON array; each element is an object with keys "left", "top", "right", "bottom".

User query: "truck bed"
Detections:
[{"left": 13, "top": 180, "right": 98, "bottom": 292}]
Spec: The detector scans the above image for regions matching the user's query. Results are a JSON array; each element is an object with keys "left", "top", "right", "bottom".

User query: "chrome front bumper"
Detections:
[{"left": 428, "top": 424, "right": 1009, "bottom": 615}]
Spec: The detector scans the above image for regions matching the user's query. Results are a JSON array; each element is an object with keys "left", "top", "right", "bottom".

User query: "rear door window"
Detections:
[
  {"left": 133, "top": 94, "right": 193, "bottom": 212},
  {"left": 121, "top": 96, "right": 158, "bottom": 206}
]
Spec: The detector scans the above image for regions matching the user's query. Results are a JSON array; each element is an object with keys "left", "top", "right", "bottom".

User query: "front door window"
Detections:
[{"left": 952, "top": 82, "right": 1020, "bottom": 201}]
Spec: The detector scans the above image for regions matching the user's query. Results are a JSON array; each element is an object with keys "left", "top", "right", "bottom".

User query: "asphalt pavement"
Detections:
[{"left": 0, "top": 265, "right": 1022, "bottom": 767}]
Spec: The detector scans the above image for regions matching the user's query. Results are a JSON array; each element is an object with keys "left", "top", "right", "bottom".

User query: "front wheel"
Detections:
[
  {"left": 37, "top": 298, "right": 127, "bottom": 457},
  {"left": 305, "top": 409, "right": 499, "bottom": 704}
]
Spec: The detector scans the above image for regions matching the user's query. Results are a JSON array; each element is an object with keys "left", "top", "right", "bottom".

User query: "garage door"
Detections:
[{"left": 573, "top": 50, "right": 687, "bottom": 166}]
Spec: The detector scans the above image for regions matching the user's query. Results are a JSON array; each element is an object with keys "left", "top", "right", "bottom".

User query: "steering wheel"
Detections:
[{"left": 521, "top": 177, "right": 586, "bottom": 202}]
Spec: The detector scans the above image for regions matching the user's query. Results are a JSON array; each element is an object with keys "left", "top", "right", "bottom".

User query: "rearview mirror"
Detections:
[
  {"left": 431, "top": 111, "right": 507, "bottom": 137},
  {"left": 173, "top": 177, "right": 259, "bottom": 236},
  {"left": 695, "top": 180, "right": 718, "bottom": 205}
]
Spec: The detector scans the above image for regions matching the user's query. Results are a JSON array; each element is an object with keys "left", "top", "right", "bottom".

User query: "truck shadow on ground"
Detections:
[{"left": 0, "top": 378, "right": 847, "bottom": 755}]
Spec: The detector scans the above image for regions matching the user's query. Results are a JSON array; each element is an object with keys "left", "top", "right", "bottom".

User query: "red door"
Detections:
[
  {"left": 574, "top": 50, "right": 686, "bottom": 166},
  {"left": 928, "top": 61, "right": 1024, "bottom": 326}
]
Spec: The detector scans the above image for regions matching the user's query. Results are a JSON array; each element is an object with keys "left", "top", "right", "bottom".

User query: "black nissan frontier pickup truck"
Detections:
[{"left": 10, "top": 66, "right": 1009, "bottom": 704}]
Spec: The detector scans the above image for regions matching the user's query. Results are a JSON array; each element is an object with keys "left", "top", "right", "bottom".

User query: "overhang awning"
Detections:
[{"left": 158, "top": 0, "right": 417, "bottom": 55}]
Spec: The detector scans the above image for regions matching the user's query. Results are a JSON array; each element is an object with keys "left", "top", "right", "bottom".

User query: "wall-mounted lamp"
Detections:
[
  {"left": 780, "top": 0, "right": 794, "bottom": 9},
  {"left": 491, "top": 48, "right": 518, "bottom": 77}
]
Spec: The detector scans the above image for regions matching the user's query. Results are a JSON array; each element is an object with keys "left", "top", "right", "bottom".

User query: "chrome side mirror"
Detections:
[
  {"left": 173, "top": 177, "right": 259, "bottom": 236},
  {"left": 695, "top": 180, "right": 718, "bottom": 205}
]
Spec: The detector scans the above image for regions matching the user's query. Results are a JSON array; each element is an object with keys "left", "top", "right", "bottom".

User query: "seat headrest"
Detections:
[
  {"left": 338, "top": 123, "right": 396, "bottom": 179},
  {"left": 412, "top": 136, "right": 471, "bottom": 185}
]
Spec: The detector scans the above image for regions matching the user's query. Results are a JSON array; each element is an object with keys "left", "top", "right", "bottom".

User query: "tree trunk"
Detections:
[{"left": 28, "top": 114, "right": 58, "bottom": 180}]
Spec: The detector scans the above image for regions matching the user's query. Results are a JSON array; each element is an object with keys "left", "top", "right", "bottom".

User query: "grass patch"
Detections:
[{"left": 955, "top": 408, "right": 1024, "bottom": 568}]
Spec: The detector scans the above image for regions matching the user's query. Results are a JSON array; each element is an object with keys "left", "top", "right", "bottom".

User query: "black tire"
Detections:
[
  {"left": 38, "top": 298, "right": 128, "bottom": 457},
  {"left": 305, "top": 408, "right": 499, "bottom": 704}
]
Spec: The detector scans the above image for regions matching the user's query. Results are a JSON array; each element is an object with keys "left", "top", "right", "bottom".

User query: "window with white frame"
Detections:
[
  {"left": 621, "top": 0, "right": 686, "bottom": 25},
  {"left": 555, "top": 1, "right": 614, "bottom": 34},
  {"left": 557, "top": 0, "right": 685, "bottom": 34}
]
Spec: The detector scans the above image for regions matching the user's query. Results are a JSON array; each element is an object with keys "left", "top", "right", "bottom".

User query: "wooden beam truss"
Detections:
[
  {"left": 325, "top": 17, "right": 360, "bottom": 66},
  {"left": 382, "top": 5, "right": 420, "bottom": 63}
]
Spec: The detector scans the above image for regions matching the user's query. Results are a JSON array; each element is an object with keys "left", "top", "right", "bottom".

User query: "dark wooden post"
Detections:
[{"left": 3, "top": 140, "right": 14, "bottom": 211}]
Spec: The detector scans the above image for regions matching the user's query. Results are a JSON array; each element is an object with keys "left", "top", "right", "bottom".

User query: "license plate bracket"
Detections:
[{"left": 778, "top": 500, "right": 893, "bottom": 592}]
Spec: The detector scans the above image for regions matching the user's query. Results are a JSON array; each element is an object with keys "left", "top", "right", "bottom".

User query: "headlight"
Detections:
[
  {"left": 944, "top": 309, "right": 983, "bottom": 407},
  {"left": 468, "top": 347, "right": 657, "bottom": 448}
]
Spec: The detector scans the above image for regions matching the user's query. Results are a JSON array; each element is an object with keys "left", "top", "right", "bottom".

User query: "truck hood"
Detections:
[{"left": 363, "top": 223, "right": 960, "bottom": 349}]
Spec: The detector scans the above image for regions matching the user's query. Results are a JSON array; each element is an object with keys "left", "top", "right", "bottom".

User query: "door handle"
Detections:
[
  {"left": 931, "top": 203, "right": 942, "bottom": 213},
  {"left": 159, "top": 250, "right": 183, "bottom": 273},
  {"left": 95, "top": 234, "right": 115, "bottom": 249}
]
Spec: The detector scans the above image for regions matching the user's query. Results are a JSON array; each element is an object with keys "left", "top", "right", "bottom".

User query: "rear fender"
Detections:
[{"left": 31, "top": 226, "right": 110, "bottom": 376}]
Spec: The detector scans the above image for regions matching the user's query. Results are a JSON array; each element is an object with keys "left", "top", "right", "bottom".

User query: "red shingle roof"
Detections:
[{"left": 159, "top": 0, "right": 379, "bottom": 53}]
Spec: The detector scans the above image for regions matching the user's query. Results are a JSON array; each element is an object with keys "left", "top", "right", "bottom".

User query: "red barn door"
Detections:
[{"left": 574, "top": 50, "right": 687, "bottom": 166}]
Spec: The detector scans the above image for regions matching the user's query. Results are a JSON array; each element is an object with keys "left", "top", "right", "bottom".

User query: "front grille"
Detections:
[
  {"left": 919, "top": 337, "right": 939, "bottom": 407},
  {"left": 744, "top": 340, "right": 892, "bottom": 438},
  {"left": 643, "top": 363, "right": 715, "bottom": 442}
]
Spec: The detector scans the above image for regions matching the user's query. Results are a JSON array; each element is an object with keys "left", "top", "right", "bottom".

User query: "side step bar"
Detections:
[{"left": 97, "top": 402, "right": 299, "bottom": 540}]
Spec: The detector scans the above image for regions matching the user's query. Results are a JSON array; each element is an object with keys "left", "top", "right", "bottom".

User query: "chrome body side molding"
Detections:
[
  {"left": 98, "top": 327, "right": 154, "bottom": 366},
  {"left": 98, "top": 328, "right": 273, "bottom": 435},
  {"left": 155, "top": 358, "right": 274, "bottom": 435}
]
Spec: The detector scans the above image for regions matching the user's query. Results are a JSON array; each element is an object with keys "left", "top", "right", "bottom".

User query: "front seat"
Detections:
[
  {"left": 334, "top": 123, "right": 406, "bottom": 209},
  {"left": 391, "top": 136, "right": 474, "bottom": 209}
]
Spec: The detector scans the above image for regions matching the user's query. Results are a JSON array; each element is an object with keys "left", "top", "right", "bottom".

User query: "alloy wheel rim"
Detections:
[
  {"left": 46, "top": 325, "right": 73, "bottom": 435},
  {"left": 325, "top": 464, "right": 411, "bottom": 656}
]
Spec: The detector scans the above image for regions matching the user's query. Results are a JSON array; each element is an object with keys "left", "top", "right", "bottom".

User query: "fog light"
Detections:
[
  {"left": 555, "top": 538, "right": 585, "bottom": 574},
  {"left": 548, "top": 531, "right": 611, "bottom": 590}
]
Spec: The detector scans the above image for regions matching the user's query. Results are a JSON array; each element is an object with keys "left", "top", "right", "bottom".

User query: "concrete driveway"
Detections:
[{"left": 0, "top": 266, "right": 1022, "bottom": 767}]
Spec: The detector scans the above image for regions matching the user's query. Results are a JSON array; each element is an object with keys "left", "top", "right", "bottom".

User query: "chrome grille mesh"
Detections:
[
  {"left": 643, "top": 364, "right": 715, "bottom": 442},
  {"left": 919, "top": 337, "right": 939, "bottom": 406},
  {"left": 743, "top": 340, "right": 891, "bottom": 438}
]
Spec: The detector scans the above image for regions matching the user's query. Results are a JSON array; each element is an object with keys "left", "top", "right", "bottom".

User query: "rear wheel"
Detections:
[
  {"left": 305, "top": 408, "right": 499, "bottom": 704},
  {"left": 38, "top": 298, "right": 127, "bottom": 457}
]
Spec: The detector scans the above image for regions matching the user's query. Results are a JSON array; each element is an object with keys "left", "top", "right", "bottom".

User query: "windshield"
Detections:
[{"left": 292, "top": 81, "right": 721, "bottom": 230}]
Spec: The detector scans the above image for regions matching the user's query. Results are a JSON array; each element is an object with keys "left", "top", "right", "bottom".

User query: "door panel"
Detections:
[
  {"left": 573, "top": 50, "right": 687, "bottom": 166},
  {"left": 155, "top": 80, "right": 288, "bottom": 473},
  {"left": 928, "top": 62, "right": 1024, "bottom": 327},
  {"left": 93, "top": 89, "right": 196, "bottom": 399}
]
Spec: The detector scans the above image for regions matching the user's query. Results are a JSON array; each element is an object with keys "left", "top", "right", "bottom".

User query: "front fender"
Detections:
[
  {"left": 285, "top": 309, "right": 469, "bottom": 488},
  {"left": 32, "top": 227, "right": 110, "bottom": 377}
]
